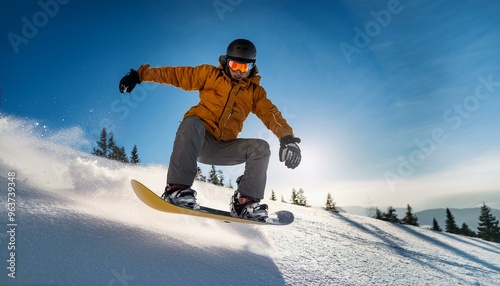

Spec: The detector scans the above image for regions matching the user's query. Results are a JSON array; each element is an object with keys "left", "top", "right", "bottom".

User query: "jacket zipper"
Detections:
[
  {"left": 218, "top": 84, "right": 234, "bottom": 124},
  {"left": 224, "top": 101, "right": 237, "bottom": 127},
  {"left": 218, "top": 84, "right": 241, "bottom": 139}
]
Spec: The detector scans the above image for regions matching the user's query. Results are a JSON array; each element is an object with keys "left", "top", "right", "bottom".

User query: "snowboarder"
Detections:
[{"left": 119, "top": 39, "right": 301, "bottom": 221}]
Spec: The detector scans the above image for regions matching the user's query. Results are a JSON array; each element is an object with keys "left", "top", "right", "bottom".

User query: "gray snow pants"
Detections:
[{"left": 167, "top": 117, "right": 271, "bottom": 199}]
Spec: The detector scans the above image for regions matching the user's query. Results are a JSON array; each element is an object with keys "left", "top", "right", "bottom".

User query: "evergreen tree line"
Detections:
[
  {"left": 430, "top": 204, "right": 500, "bottom": 242},
  {"left": 371, "top": 203, "right": 500, "bottom": 243},
  {"left": 92, "top": 127, "right": 140, "bottom": 164},
  {"left": 268, "top": 190, "right": 339, "bottom": 211},
  {"left": 196, "top": 170, "right": 331, "bottom": 210},
  {"left": 269, "top": 188, "right": 310, "bottom": 207},
  {"left": 196, "top": 168, "right": 315, "bottom": 207},
  {"left": 372, "top": 205, "right": 420, "bottom": 226},
  {"left": 195, "top": 165, "right": 233, "bottom": 189}
]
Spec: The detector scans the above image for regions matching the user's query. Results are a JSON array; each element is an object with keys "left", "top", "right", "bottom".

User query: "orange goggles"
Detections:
[{"left": 228, "top": 60, "right": 255, "bottom": 73}]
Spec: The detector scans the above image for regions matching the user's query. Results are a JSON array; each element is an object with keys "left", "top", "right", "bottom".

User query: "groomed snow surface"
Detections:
[{"left": 1, "top": 116, "right": 499, "bottom": 286}]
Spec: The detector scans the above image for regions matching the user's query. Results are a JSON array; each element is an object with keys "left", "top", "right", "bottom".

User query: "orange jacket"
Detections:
[{"left": 137, "top": 61, "right": 294, "bottom": 141}]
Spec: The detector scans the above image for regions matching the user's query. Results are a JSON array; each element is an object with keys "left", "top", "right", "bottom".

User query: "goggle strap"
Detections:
[{"left": 227, "top": 56, "right": 255, "bottom": 64}]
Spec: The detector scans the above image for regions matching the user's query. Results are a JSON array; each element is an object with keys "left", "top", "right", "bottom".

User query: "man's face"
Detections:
[{"left": 229, "top": 68, "right": 251, "bottom": 81}]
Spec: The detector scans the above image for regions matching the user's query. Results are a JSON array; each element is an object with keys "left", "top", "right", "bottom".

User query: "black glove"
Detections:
[
  {"left": 279, "top": 135, "right": 301, "bottom": 169},
  {"left": 119, "top": 69, "right": 141, "bottom": 93}
]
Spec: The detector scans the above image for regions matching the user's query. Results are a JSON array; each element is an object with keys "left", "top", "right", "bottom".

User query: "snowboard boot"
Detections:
[
  {"left": 161, "top": 184, "right": 199, "bottom": 210},
  {"left": 229, "top": 191, "right": 268, "bottom": 221}
]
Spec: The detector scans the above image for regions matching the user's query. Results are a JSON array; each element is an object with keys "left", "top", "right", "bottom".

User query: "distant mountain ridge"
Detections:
[{"left": 340, "top": 206, "right": 500, "bottom": 230}]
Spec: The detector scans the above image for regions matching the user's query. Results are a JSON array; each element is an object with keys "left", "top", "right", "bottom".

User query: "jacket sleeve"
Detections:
[
  {"left": 137, "top": 63, "right": 213, "bottom": 91},
  {"left": 253, "top": 87, "right": 294, "bottom": 139}
]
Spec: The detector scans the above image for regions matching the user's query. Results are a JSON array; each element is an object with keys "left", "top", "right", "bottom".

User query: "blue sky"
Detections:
[{"left": 1, "top": 0, "right": 499, "bottom": 209}]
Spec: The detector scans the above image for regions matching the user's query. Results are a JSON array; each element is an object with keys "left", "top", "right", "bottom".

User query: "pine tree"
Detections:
[
  {"left": 91, "top": 128, "right": 137, "bottom": 164},
  {"left": 217, "top": 169, "right": 224, "bottom": 187},
  {"left": 382, "top": 206, "right": 400, "bottom": 223},
  {"left": 459, "top": 223, "right": 476, "bottom": 237},
  {"left": 117, "top": 146, "right": 129, "bottom": 163},
  {"left": 270, "top": 190, "right": 277, "bottom": 201},
  {"left": 106, "top": 133, "right": 129, "bottom": 163},
  {"left": 291, "top": 189, "right": 297, "bottom": 204},
  {"left": 374, "top": 208, "right": 383, "bottom": 220},
  {"left": 107, "top": 132, "right": 118, "bottom": 160},
  {"left": 402, "top": 204, "right": 419, "bottom": 226},
  {"left": 325, "top": 193, "right": 337, "bottom": 212},
  {"left": 208, "top": 165, "right": 220, "bottom": 186},
  {"left": 130, "top": 145, "right": 140, "bottom": 164},
  {"left": 477, "top": 203, "right": 500, "bottom": 242},
  {"left": 298, "top": 189, "right": 308, "bottom": 207},
  {"left": 445, "top": 208, "right": 459, "bottom": 234},
  {"left": 291, "top": 188, "right": 308, "bottom": 206},
  {"left": 92, "top": 128, "right": 108, "bottom": 157},
  {"left": 431, "top": 218, "right": 442, "bottom": 231}
]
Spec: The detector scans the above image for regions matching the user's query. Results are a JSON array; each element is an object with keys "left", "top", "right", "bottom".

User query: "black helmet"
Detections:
[{"left": 226, "top": 39, "right": 256, "bottom": 63}]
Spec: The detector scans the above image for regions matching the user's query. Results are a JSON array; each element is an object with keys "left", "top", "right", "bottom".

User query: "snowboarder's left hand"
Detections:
[
  {"left": 119, "top": 69, "right": 141, "bottom": 93},
  {"left": 279, "top": 135, "right": 301, "bottom": 169}
]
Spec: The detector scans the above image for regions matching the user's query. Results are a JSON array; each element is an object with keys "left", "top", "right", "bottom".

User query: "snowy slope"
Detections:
[{"left": 1, "top": 116, "right": 499, "bottom": 286}]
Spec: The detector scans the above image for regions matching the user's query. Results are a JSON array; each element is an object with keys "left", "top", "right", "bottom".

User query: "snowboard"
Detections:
[{"left": 131, "top": 179, "right": 294, "bottom": 225}]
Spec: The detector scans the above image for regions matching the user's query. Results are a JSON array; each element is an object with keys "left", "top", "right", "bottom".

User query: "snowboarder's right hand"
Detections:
[{"left": 119, "top": 69, "right": 141, "bottom": 93}]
